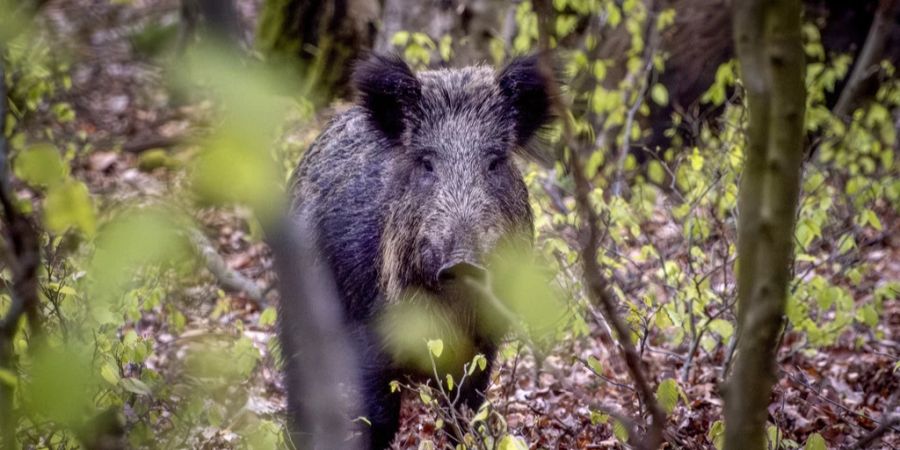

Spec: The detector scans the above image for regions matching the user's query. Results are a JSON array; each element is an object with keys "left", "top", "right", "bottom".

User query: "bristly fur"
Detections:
[
  {"left": 497, "top": 54, "right": 553, "bottom": 146},
  {"left": 352, "top": 53, "right": 422, "bottom": 142},
  {"left": 284, "top": 53, "right": 554, "bottom": 450}
]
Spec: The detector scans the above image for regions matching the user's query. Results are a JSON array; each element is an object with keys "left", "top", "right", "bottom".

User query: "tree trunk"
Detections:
[
  {"left": 723, "top": 0, "right": 807, "bottom": 449},
  {"left": 256, "top": 0, "right": 379, "bottom": 106}
]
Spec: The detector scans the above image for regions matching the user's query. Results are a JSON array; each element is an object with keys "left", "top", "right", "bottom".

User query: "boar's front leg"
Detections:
[{"left": 357, "top": 340, "right": 402, "bottom": 450}]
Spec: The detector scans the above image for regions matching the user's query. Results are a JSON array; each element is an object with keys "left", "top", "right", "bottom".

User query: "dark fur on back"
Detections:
[{"left": 284, "top": 54, "right": 553, "bottom": 449}]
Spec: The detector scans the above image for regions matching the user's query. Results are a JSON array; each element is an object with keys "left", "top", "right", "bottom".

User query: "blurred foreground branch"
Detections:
[
  {"left": 724, "top": 0, "right": 806, "bottom": 449},
  {"left": 0, "top": 51, "right": 41, "bottom": 450},
  {"left": 266, "top": 216, "right": 359, "bottom": 450},
  {"left": 531, "top": 1, "right": 666, "bottom": 449}
]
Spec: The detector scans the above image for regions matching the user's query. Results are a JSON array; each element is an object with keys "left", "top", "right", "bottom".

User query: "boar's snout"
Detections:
[{"left": 437, "top": 260, "right": 487, "bottom": 283}]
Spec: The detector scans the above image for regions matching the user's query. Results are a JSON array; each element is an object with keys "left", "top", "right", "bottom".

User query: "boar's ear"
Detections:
[
  {"left": 497, "top": 54, "right": 554, "bottom": 147},
  {"left": 352, "top": 54, "right": 422, "bottom": 142}
]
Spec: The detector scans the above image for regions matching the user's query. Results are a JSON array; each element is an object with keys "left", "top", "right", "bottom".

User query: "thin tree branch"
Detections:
[
  {"left": 188, "top": 228, "right": 268, "bottom": 306},
  {"left": 833, "top": 0, "right": 900, "bottom": 120},
  {"left": 845, "top": 389, "right": 900, "bottom": 450},
  {"left": 531, "top": 2, "right": 666, "bottom": 449}
]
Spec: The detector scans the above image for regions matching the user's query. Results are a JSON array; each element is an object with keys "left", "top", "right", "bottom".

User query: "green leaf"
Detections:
[
  {"left": 389, "top": 380, "right": 400, "bottom": 393},
  {"left": 708, "top": 319, "right": 734, "bottom": 340},
  {"left": 26, "top": 346, "right": 95, "bottom": 426},
  {"left": 14, "top": 143, "right": 67, "bottom": 187},
  {"left": 0, "top": 368, "right": 17, "bottom": 388},
  {"left": 258, "top": 307, "right": 277, "bottom": 327},
  {"left": 88, "top": 208, "right": 190, "bottom": 321},
  {"left": 586, "top": 149, "right": 605, "bottom": 178},
  {"left": 391, "top": 31, "right": 410, "bottom": 47},
  {"left": 767, "top": 425, "right": 782, "bottom": 448},
  {"left": 427, "top": 339, "right": 444, "bottom": 358},
  {"left": 445, "top": 373, "right": 454, "bottom": 391},
  {"left": 656, "top": 378, "right": 680, "bottom": 415},
  {"left": 650, "top": 84, "right": 669, "bottom": 106},
  {"left": 863, "top": 209, "right": 883, "bottom": 231},
  {"left": 120, "top": 377, "right": 152, "bottom": 396},
  {"left": 837, "top": 235, "right": 856, "bottom": 254},
  {"left": 100, "top": 362, "right": 121, "bottom": 386},
  {"left": 708, "top": 420, "right": 725, "bottom": 450},
  {"left": 471, "top": 403, "right": 489, "bottom": 423},
  {"left": 613, "top": 419, "right": 629, "bottom": 443},
  {"left": 138, "top": 149, "right": 176, "bottom": 172},
  {"left": 52, "top": 102, "right": 76, "bottom": 123},
  {"left": 593, "top": 61, "right": 607, "bottom": 81},
  {"left": 803, "top": 433, "right": 826, "bottom": 450},
  {"left": 690, "top": 147, "right": 704, "bottom": 171},
  {"left": 647, "top": 160, "right": 665, "bottom": 184},
  {"left": 497, "top": 435, "right": 529, "bottom": 450},
  {"left": 438, "top": 35, "right": 453, "bottom": 61},
  {"left": 419, "top": 388, "right": 433, "bottom": 404},
  {"left": 44, "top": 181, "right": 96, "bottom": 236},
  {"left": 857, "top": 304, "right": 878, "bottom": 327},
  {"left": 476, "top": 353, "right": 487, "bottom": 371},
  {"left": 192, "top": 132, "right": 283, "bottom": 222},
  {"left": 590, "top": 410, "right": 609, "bottom": 425},
  {"left": 587, "top": 356, "right": 604, "bottom": 376},
  {"left": 469, "top": 353, "right": 488, "bottom": 375}
]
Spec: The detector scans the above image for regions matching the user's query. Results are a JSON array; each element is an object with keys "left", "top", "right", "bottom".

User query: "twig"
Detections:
[
  {"left": 428, "top": 354, "right": 469, "bottom": 447},
  {"left": 187, "top": 228, "right": 268, "bottom": 306},
  {"left": 530, "top": 2, "right": 666, "bottom": 449},
  {"left": 121, "top": 135, "right": 182, "bottom": 154},
  {"left": 575, "top": 356, "right": 636, "bottom": 392},
  {"left": 785, "top": 370, "right": 900, "bottom": 434},
  {"left": 845, "top": 390, "right": 900, "bottom": 450},
  {"left": 833, "top": 0, "right": 900, "bottom": 119},
  {"left": 502, "top": 343, "right": 522, "bottom": 418}
]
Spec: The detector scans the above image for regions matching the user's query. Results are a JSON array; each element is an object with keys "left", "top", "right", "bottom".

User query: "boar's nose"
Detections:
[{"left": 437, "top": 261, "right": 488, "bottom": 283}]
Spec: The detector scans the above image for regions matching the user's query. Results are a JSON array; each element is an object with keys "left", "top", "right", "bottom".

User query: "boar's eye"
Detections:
[
  {"left": 487, "top": 155, "right": 506, "bottom": 172},
  {"left": 421, "top": 157, "right": 434, "bottom": 172}
]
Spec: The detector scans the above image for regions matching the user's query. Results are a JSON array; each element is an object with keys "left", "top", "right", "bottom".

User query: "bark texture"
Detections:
[
  {"left": 724, "top": 0, "right": 807, "bottom": 449},
  {"left": 256, "top": 0, "right": 379, "bottom": 106}
]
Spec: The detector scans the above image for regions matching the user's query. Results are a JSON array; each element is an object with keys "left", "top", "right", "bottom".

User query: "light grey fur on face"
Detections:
[{"left": 379, "top": 66, "right": 532, "bottom": 302}]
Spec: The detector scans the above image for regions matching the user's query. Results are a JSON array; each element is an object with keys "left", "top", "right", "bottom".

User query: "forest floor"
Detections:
[{"left": 24, "top": 0, "right": 900, "bottom": 449}]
